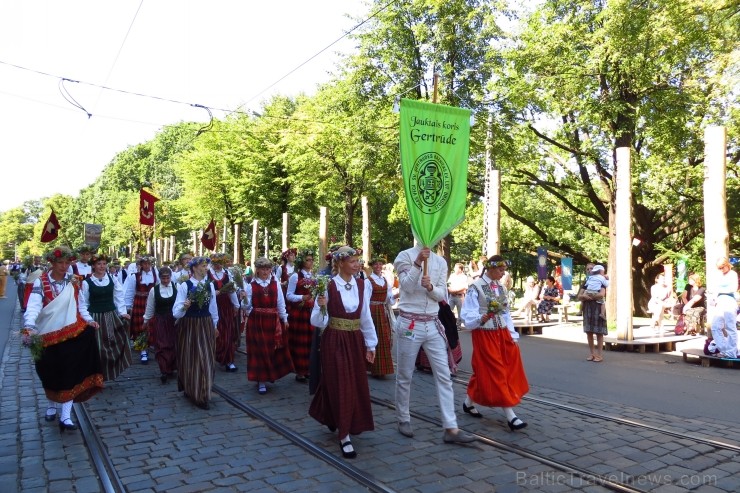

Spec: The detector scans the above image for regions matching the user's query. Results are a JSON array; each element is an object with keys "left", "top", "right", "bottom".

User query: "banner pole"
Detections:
[{"left": 422, "top": 73, "right": 440, "bottom": 277}]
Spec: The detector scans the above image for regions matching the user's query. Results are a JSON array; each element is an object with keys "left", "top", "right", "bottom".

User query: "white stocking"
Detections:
[{"left": 60, "top": 401, "right": 73, "bottom": 422}]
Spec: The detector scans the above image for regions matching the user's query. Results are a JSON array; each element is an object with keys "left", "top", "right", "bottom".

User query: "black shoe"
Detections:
[
  {"left": 295, "top": 375, "right": 307, "bottom": 383},
  {"left": 226, "top": 363, "right": 238, "bottom": 372},
  {"left": 508, "top": 417, "right": 527, "bottom": 431},
  {"left": 340, "top": 440, "right": 357, "bottom": 459},
  {"left": 44, "top": 409, "right": 57, "bottom": 422},
  {"left": 195, "top": 401, "right": 210, "bottom": 410},
  {"left": 462, "top": 402, "right": 483, "bottom": 418},
  {"left": 160, "top": 374, "right": 168, "bottom": 384},
  {"left": 59, "top": 419, "right": 78, "bottom": 432}
]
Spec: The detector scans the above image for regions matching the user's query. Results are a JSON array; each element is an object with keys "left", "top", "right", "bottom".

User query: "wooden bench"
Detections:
[
  {"left": 681, "top": 348, "right": 740, "bottom": 368},
  {"left": 513, "top": 321, "right": 558, "bottom": 335},
  {"left": 551, "top": 302, "right": 578, "bottom": 323}
]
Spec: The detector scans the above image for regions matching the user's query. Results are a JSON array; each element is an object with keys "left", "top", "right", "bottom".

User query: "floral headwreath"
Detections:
[
  {"left": 369, "top": 256, "right": 386, "bottom": 266},
  {"left": 295, "top": 248, "right": 316, "bottom": 269},
  {"left": 332, "top": 246, "right": 360, "bottom": 262},
  {"left": 137, "top": 255, "right": 155, "bottom": 265},
  {"left": 281, "top": 248, "right": 297, "bottom": 262},
  {"left": 75, "top": 243, "right": 97, "bottom": 255},
  {"left": 209, "top": 252, "right": 231, "bottom": 265},
  {"left": 188, "top": 256, "right": 211, "bottom": 268},
  {"left": 45, "top": 245, "right": 76, "bottom": 262},
  {"left": 484, "top": 258, "right": 511, "bottom": 269},
  {"left": 88, "top": 253, "right": 111, "bottom": 266}
]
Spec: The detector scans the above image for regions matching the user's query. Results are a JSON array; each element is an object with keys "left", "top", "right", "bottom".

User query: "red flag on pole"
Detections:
[
  {"left": 140, "top": 189, "right": 159, "bottom": 226},
  {"left": 40, "top": 209, "right": 61, "bottom": 243},
  {"left": 201, "top": 219, "right": 217, "bottom": 251}
]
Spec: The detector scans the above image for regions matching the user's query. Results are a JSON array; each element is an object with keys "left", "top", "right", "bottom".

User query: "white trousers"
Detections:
[
  {"left": 711, "top": 296, "right": 738, "bottom": 358},
  {"left": 395, "top": 316, "right": 458, "bottom": 429}
]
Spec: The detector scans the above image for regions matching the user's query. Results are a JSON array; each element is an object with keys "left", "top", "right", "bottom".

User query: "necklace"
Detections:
[{"left": 343, "top": 280, "right": 353, "bottom": 291}]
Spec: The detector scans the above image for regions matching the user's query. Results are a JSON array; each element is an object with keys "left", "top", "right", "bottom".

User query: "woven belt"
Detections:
[
  {"left": 399, "top": 311, "right": 437, "bottom": 322},
  {"left": 253, "top": 308, "right": 278, "bottom": 314},
  {"left": 370, "top": 301, "right": 386, "bottom": 306},
  {"left": 328, "top": 317, "right": 361, "bottom": 331}
]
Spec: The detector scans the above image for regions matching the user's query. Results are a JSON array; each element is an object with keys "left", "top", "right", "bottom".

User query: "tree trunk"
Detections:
[{"left": 343, "top": 191, "right": 354, "bottom": 246}]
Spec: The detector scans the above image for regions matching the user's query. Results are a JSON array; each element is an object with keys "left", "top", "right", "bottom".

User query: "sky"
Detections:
[{"left": 0, "top": 0, "right": 368, "bottom": 213}]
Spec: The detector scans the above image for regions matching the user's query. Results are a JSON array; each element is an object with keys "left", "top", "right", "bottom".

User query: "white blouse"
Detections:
[
  {"left": 244, "top": 278, "right": 288, "bottom": 322},
  {"left": 79, "top": 274, "right": 127, "bottom": 323}
]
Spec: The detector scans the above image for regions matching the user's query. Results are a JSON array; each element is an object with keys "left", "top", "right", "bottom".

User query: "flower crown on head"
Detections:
[
  {"left": 209, "top": 252, "right": 230, "bottom": 264},
  {"left": 75, "top": 243, "right": 97, "bottom": 255},
  {"left": 295, "top": 248, "right": 316, "bottom": 268},
  {"left": 484, "top": 258, "right": 510, "bottom": 269},
  {"left": 88, "top": 253, "right": 111, "bottom": 266},
  {"left": 332, "top": 246, "right": 360, "bottom": 261},
  {"left": 188, "top": 256, "right": 210, "bottom": 268},
  {"left": 45, "top": 245, "right": 75, "bottom": 262},
  {"left": 281, "top": 248, "right": 297, "bottom": 262},
  {"left": 370, "top": 256, "right": 386, "bottom": 265},
  {"left": 137, "top": 255, "right": 155, "bottom": 264}
]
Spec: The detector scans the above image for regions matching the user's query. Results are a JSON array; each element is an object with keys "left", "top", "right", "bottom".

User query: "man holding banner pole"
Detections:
[{"left": 394, "top": 98, "right": 475, "bottom": 444}]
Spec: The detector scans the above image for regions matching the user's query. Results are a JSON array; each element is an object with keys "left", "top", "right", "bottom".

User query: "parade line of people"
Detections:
[{"left": 17, "top": 243, "right": 537, "bottom": 458}]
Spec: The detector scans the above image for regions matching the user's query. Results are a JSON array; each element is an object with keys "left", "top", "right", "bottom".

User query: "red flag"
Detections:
[
  {"left": 201, "top": 220, "right": 217, "bottom": 251},
  {"left": 40, "top": 210, "right": 61, "bottom": 243},
  {"left": 140, "top": 189, "right": 159, "bottom": 226}
]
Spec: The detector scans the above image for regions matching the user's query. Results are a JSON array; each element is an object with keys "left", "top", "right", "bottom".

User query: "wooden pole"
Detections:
[
  {"left": 234, "top": 223, "right": 241, "bottom": 265},
  {"left": 615, "top": 147, "right": 634, "bottom": 340},
  {"left": 703, "top": 126, "right": 729, "bottom": 294},
  {"left": 483, "top": 110, "right": 501, "bottom": 256},
  {"left": 424, "top": 73, "right": 441, "bottom": 277},
  {"left": 170, "top": 235, "right": 176, "bottom": 261},
  {"left": 282, "top": 213, "right": 290, "bottom": 252},
  {"left": 361, "top": 197, "right": 370, "bottom": 266},
  {"left": 319, "top": 207, "right": 328, "bottom": 272},
  {"left": 264, "top": 227, "right": 269, "bottom": 260},
  {"left": 222, "top": 217, "right": 228, "bottom": 253},
  {"left": 251, "top": 220, "right": 259, "bottom": 267}
]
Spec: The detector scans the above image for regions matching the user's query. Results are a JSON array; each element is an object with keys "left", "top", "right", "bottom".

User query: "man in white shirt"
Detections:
[
  {"left": 447, "top": 262, "right": 468, "bottom": 326},
  {"left": 393, "top": 245, "right": 475, "bottom": 444}
]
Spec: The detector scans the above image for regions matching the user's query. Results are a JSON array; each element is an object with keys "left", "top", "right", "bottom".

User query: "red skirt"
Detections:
[
  {"left": 468, "top": 329, "right": 529, "bottom": 407},
  {"left": 287, "top": 301, "right": 314, "bottom": 376},
  {"left": 309, "top": 327, "right": 374, "bottom": 438},
  {"left": 214, "top": 294, "right": 238, "bottom": 366},
  {"left": 245, "top": 311, "right": 294, "bottom": 382}
]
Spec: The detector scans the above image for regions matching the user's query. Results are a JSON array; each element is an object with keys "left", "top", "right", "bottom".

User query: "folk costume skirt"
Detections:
[
  {"left": 309, "top": 326, "right": 374, "bottom": 439},
  {"left": 582, "top": 300, "right": 607, "bottom": 335},
  {"left": 245, "top": 309, "right": 293, "bottom": 383},
  {"left": 287, "top": 301, "right": 314, "bottom": 377},
  {"left": 214, "top": 294, "right": 238, "bottom": 366},
  {"left": 152, "top": 312, "right": 177, "bottom": 375},
  {"left": 91, "top": 310, "right": 132, "bottom": 381},
  {"left": 468, "top": 328, "right": 529, "bottom": 408},
  {"left": 367, "top": 302, "right": 394, "bottom": 376},
  {"left": 36, "top": 325, "right": 104, "bottom": 403},
  {"left": 176, "top": 316, "right": 216, "bottom": 406}
]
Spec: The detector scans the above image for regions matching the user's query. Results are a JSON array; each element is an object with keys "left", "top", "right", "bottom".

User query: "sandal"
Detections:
[
  {"left": 586, "top": 355, "right": 595, "bottom": 361},
  {"left": 592, "top": 356, "right": 603, "bottom": 363}
]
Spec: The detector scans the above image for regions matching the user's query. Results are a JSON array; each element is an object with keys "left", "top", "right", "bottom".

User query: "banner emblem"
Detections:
[{"left": 410, "top": 152, "right": 452, "bottom": 214}]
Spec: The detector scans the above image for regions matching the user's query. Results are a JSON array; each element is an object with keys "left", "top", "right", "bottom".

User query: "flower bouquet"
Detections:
[
  {"left": 230, "top": 266, "right": 245, "bottom": 290},
  {"left": 188, "top": 280, "right": 212, "bottom": 309},
  {"left": 299, "top": 277, "right": 317, "bottom": 308},
  {"left": 311, "top": 275, "right": 331, "bottom": 317},
  {"left": 176, "top": 272, "right": 190, "bottom": 284},
  {"left": 21, "top": 328, "right": 44, "bottom": 362},
  {"left": 133, "top": 330, "right": 149, "bottom": 351},
  {"left": 218, "top": 281, "right": 236, "bottom": 295}
]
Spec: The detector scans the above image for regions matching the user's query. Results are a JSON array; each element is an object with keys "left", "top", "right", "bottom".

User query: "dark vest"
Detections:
[
  {"left": 154, "top": 284, "right": 176, "bottom": 315},
  {"left": 85, "top": 275, "right": 116, "bottom": 313},
  {"left": 184, "top": 279, "right": 212, "bottom": 318},
  {"left": 327, "top": 278, "right": 364, "bottom": 320}
]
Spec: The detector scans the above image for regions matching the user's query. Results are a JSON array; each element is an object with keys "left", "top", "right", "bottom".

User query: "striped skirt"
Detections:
[
  {"left": 176, "top": 316, "right": 216, "bottom": 407},
  {"left": 91, "top": 311, "right": 132, "bottom": 381},
  {"left": 367, "top": 303, "right": 394, "bottom": 376}
]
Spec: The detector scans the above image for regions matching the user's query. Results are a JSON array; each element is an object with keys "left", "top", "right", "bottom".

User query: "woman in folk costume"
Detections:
[
  {"left": 244, "top": 257, "right": 294, "bottom": 395},
  {"left": 367, "top": 257, "right": 395, "bottom": 378},
  {"left": 460, "top": 255, "right": 529, "bottom": 431},
  {"left": 174, "top": 251, "right": 194, "bottom": 285},
  {"left": 173, "top": 257, "right": 219, "bottom": 410},
  {"left": 78, "top": 253, "right": 132, "bottom": 381},
  {"left": 123, "top": 255, "right": 158, "bottom": 364},
  {"left": 143, "top": 267, "right": 178, "bottom": 384},
  {"left": 22, "top": 246, "right": 104, "bottom": 431},
  {"left": 286, "top": 248, "right": 317, "bottom": 383},
  {"left": 309, "top": 246, "right": 377, "bottom": 459},
  {"left": 277, "top": 248, "right": 297, "bottom": 296},
  {"left": 208, "top": 253, "right": 240, "bottom": 372}
]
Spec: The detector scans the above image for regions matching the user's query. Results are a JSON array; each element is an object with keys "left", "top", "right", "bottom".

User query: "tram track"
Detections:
[
  {"left": 451, "top": 369, "right": 740, "bottom": 454},
  {"left": 73, "top": 402, "right": 126, "bottom": 493}
]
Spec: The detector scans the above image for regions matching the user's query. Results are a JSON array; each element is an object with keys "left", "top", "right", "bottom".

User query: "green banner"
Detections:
[{"left": 399, "top": 98, "right": 471, "bottom": 247}]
